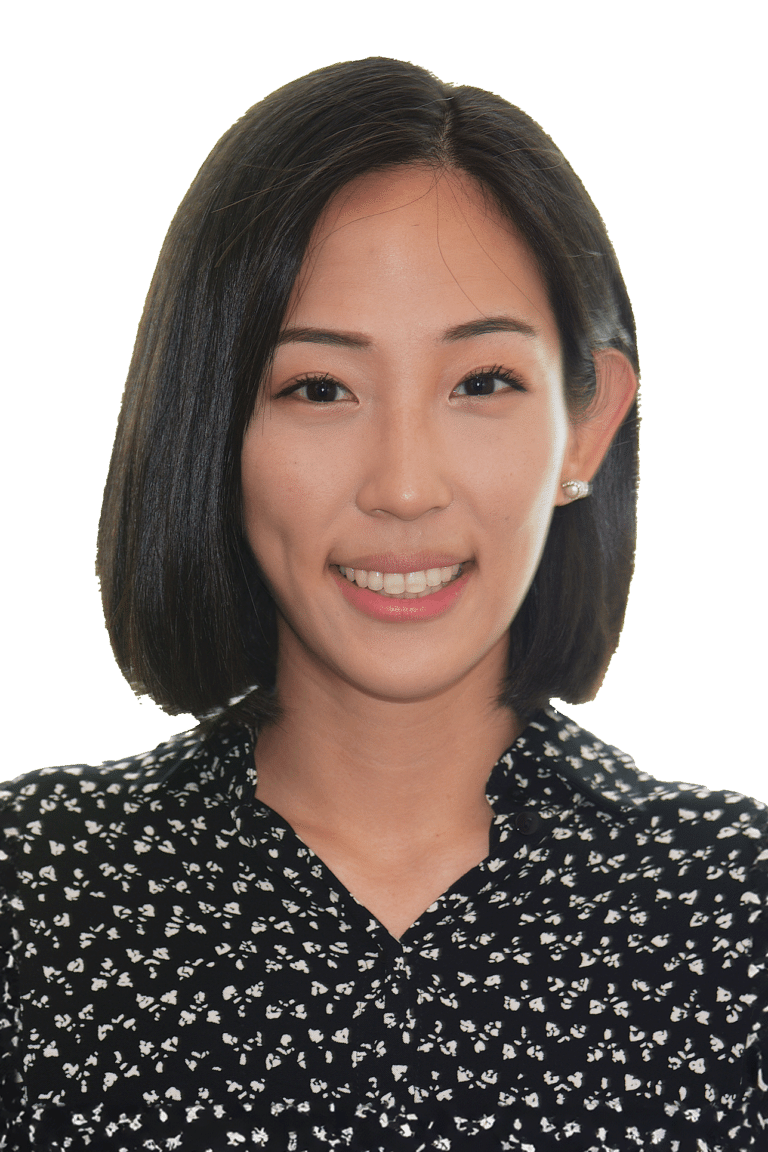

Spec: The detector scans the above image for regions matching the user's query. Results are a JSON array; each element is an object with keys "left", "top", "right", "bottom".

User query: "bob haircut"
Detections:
[{"left": 97, "top": 57, "right": 639, "bottom": 729}]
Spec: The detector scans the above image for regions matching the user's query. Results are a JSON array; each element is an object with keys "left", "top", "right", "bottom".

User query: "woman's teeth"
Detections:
[{"left": 337, "top": 564, "right": 462, "bottom": 598}]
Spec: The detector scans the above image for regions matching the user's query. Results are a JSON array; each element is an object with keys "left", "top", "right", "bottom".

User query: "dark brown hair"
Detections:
[{"left": 97, "top": 57, "right": 639, "bottom": 728}]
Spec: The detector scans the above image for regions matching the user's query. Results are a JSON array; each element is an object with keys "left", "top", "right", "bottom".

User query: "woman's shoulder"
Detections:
[
  {"left": 0, "top": 723, "right": 253, "bottom": 842},
  {"left": 521, "top": 706, "right": 768, "bottom": 848},
  {"left": 0, "top": 728, "right": 199, "bottom": 813}
]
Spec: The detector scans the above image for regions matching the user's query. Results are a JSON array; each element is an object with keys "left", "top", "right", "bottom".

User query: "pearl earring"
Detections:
[{"left": 561, "top": 479, "right": 592, "bottom": 501}]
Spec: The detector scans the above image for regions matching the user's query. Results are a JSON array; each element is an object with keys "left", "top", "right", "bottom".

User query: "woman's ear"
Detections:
[{"left": 556, "top": 349, "right": 638, "bottom": 506}]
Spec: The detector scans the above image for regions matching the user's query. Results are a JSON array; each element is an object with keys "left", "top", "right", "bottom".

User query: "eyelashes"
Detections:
[
  {"left": 279, "top": 374, "right": 352, "bottom": 404},
  {"left": 452, "top": 365, "right": 527, "bottom": 398},
  {"left": 275, "top": 365, "right": 527, "bottom": 404}
]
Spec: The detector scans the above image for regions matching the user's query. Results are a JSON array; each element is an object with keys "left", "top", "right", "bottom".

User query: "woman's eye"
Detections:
[
  {"left": 453, "top": 370, "right": 525, "bottom": 397},
  {"left": 292, "top": 377, "right": 350, "bottom": 403}
]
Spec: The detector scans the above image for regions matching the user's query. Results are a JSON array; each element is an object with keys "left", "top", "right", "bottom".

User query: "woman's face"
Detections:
[{"left": 241, "top": 166, "right": 574, "bottom": 706}]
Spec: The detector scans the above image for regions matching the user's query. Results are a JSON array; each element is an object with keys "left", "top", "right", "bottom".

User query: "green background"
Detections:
[{"left": 3, "top": 0, "right": 764, "bottom": 797}]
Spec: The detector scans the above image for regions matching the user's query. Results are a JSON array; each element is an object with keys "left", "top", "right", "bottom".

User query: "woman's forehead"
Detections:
[
  {"left": 289, "top": 165, "right": 557, "bottom": 341},
  {"left": 308, "top": 165, "right": 519, "bottom": 259}
]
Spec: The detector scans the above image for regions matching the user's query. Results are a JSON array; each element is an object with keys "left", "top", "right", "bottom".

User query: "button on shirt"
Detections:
[{"left": 1, "top": 707, "right": 766, "bottom": 1150}]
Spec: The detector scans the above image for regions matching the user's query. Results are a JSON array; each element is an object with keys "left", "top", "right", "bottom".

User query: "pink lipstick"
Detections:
[{"left": 331, "top": 563, "right": 470, "bottom": 622}]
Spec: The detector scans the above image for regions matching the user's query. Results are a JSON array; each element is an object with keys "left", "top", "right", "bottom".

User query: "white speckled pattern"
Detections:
[{"left": 0, "top": 707, "right": 765, "bottom": 1149}]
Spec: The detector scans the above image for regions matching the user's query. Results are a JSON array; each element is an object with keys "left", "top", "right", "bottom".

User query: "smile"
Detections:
[{"left": 337, "top": 564, "right": 462, "bottom": 599}]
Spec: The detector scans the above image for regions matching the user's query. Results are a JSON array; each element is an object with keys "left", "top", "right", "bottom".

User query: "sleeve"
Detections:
[
  {"left": 747, "top": 829, "right": 768, "bottom": 1139},
  {"left": 0, "top": 799, "right": 30, "bottom": 1152}
]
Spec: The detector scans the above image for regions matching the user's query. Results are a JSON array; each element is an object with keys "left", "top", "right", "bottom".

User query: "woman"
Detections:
[{"left": 1, "top": 58, "right": 765, "bottom": 1151}]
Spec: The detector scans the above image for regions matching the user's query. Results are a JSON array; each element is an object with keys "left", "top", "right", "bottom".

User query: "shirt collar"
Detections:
[
  {"left": 199, "top": 706, "right": 648, "bottom": 941},
  {"left": 213, "top": 702, "right": 648, "bottom": 822},
  {"left": 211, "top": 703, "right": 647, "bottom": 871}
]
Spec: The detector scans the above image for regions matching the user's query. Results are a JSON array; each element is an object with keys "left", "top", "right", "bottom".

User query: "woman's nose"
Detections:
[{"left": 355, "top": 404, "right": 453, "bottom": 521}]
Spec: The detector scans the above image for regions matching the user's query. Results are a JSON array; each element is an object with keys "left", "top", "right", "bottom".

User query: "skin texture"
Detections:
[{"left": 241, "top": 166, "right": 637, "bottom": 938}]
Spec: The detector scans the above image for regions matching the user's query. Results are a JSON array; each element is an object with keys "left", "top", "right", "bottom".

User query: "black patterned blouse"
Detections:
[{"left": 1, "top": 707, "right": 766, "bottom": 1151}]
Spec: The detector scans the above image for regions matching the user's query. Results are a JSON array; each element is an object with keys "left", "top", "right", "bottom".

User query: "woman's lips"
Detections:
[{"left": 332, "top": 562, "right": 470, "bottom": 622}]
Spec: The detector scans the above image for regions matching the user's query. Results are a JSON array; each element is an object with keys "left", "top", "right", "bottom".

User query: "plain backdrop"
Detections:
[{"left": 3, "top": 1, "right": 765, "bottom": 796}]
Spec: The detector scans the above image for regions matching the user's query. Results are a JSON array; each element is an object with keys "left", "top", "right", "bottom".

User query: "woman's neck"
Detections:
[{"left": 253, "top": 636, "right": 521, "bottom": 864}]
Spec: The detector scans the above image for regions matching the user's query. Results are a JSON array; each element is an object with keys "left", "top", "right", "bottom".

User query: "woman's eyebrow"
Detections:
[
  {"left": 276, "top": 315, "right": 538, "bottom": 349},
  {"left": 442, "top": 316, "right": 538, "bottom": 342},
  {"left": 276, "top": 327, "right": 371, "bottom": 349}
]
